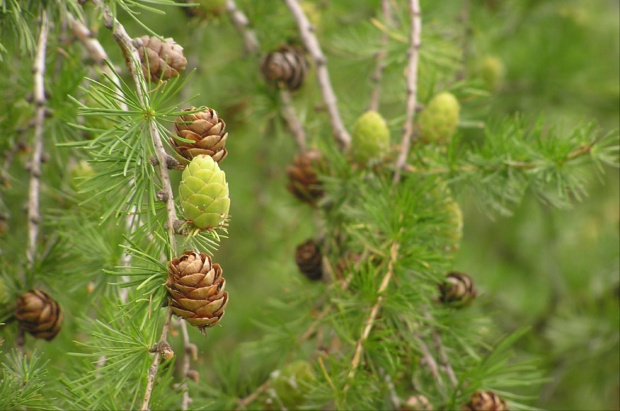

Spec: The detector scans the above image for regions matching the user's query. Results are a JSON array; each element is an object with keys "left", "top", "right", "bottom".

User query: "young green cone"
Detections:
[
  {"left": 270, "top": 360, "right": 315, "bottom": 408},
  {"left": 351, "top": 110, "right": 390, "bottom": 163},
  {"left": 417, "top": 92, "right": 460, "bottom": 144},
  {"left": 180, "top": 155, "right": 230, "bottom": 230},
  {"left": 479, "top": 56, "right": 505, "bottom": 92}
]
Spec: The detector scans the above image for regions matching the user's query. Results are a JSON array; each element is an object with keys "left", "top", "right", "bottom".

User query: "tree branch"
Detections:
[
  {"left": 393, "top": 0, "right": 421, "bottom": 183},
  {"left": 225, "top": 0, "right": 259, "bottom": 56},
  {"left": 26, "top": 9, "right": 50, "bottom": 272},
  {"left": 88, "top": 1, "right": 180, "bottom": 409},
  {"left": 369, "top": 0, "right": 393, "bottom": 112},
  {"left": 179, "top": 319, "right": 197, "bottom": 410},
  {"left": 142, "top": 308, "right": 174, "bottom": 410},
  {"left": 279, "top": 89, "right": 306, "bottom": 150},
  {"left": 236, "top": 380, "right": 270, "bottom": 410},
  {"left": 67, "top": 13, "right": 128, "bottom": 111},
  {"left": 345, "top": 242, "right": 399, "bottom": 389},
  {"left": 283, "top": 0, "right": 351, "bottom": 150}
]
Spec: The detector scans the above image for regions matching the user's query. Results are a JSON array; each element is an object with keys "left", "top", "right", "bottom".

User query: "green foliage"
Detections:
[{"left": 0, "top": 0, "right": 618, "bottom": 410}]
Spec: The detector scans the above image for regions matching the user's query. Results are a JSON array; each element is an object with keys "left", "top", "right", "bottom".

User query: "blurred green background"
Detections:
[{"left": 0, "top": 0, "right": 618, "bottom": 409}]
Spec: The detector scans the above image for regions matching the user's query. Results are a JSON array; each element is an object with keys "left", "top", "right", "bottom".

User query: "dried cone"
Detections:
[
  {"left": 15, "top": 290, "right": 63, "bottom": 341},
  {"left": 261, "top": 45, "right": 308, "bottom": 91},
  {"left": 166, "top": 251, "right": 228, "bottom": 333},
  {"left": 286, "top": 150, "right": 325, "bottom": 205},
  {"left": 134, "top": 36, "right": 187, "bottom": 82},
  {"left": 173, "top": 107, "right": 228, "bottom": 162},
  {"left": 401, "top": 395, "right": 433, "bottom": 411},
  {"left": 439, "top": 272, "right": 477, "bottom": 307},
  {"left": 295, "top": 240, "right": 323, "bottom": 281},
  {"left": 462, "top": 391, "right": 508, "bottom": 411}
]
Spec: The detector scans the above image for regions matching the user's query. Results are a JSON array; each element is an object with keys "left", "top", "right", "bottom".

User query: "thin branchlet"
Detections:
[
  {"left": 284, "top": 0, "right": 351, "bottom": 150},
  {"left": 369, "top": 0, "right": 393, "bottom": 112},
  {"left": 393, "top": 0, "right": 421, "bottom": 183},
  {"left": 87, "top": 1, "right": 179, "bottom": 409},
  {"left": 26, "top": 9, "right": 50, "bottom": 272},
  {"left": 225, "top": 0, "right": 259, "bottom": 55}
]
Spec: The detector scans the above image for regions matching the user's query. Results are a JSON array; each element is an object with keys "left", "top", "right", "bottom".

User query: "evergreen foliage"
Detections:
[{"left": 0, "top": 0, "right": 618, "bottom": 410}]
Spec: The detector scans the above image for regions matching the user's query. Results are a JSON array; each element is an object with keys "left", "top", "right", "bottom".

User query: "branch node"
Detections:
[{"left": 156, "top": 190, "right": 169, "bottom": 202}]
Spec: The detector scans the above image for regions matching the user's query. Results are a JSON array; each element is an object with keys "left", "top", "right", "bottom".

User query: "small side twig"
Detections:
[
  {"left": 423, "top": 311, "right": 457, "bottom": 387},
  {"left": 279, "top": 89, "right": 306, "bottom": 150},
  {"left": 179, "top": 319, "right": 196, "bottom": 410},
  {"left": 237, "top": 380, "right": 271, "bottom": 410},
  {"left": 393, "top": 0, "right": 422, "bottom": 183},
  {"left": 415, "top": 332, "right": 444, "bottom": 387},
  {"left": 225, "top": 0, "right": 259, "bottom": 55},
  {"left": 88, "top": 1, "right": 179, "bottom": 409},
  {"left": 345, "top": 242, "right": 400, "bottom": 390},
  {"left": 284, "top": 0, "right": 351, "bottom": 151},
  {"left": 26, "top": 9, "right": 50, "bottom": 272},
  {"left": 369, "top": 0, "right": 393, "bottom": 111},
  {"left": 67, "top": 13, "right": 128, "bottom": 111},
  {"left": 142, "top": 309, "right": 174, "bottom": 410}
]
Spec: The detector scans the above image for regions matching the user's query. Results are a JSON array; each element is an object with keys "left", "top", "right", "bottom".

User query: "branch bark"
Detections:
[
  {"left": 26, "top": 9, "right": 50, "bottom": 271},
  {"left": 67, "top": 14, "right": 128, "bottom": 111},
  {"left": 393, "top": 0, "right": 421, "bottom": 183},
  {"left": 369, "top": 0, "right": 393, "bottom": 112},
  {"left": 345, "top": 242, "right": 399, "bottom": 389},
  {"left": 225, "top": 0, "right": 259, "bottom": 56},
  {"left": 179, "top": 319, "right": 196, "bottom": 410},
  {"left": 279, "top": 89, "right": 306, "bottom": 150},
  {"left": 284, "top": 0, "right": 351, "bottom": 150},
  {"left": 88, "top": 1, "right": 179, "bottom": 409}
]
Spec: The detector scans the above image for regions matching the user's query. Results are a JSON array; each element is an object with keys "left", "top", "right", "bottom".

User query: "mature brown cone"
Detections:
[
  {"left": 15, "top": 290, "right": 63, "bottom": 341},
  {"left": 286, "top": 150, "right": 325, "bottom": 205},
  {"left": 260, "top": 45, "right": 308, "bottom": 91},
  {"left": 295, "top": 240, "right": 323, "bottom": 281},
  {"left": 439, "top": 272, "right": 477, "bottom": 307},
  {"left": 172, "top": 107, "right": 228, "bottom": 162},
  {"left": 462, "top": 391, "right": 508, "bottom": 411},
  {"left": 166, "top": 251, "right": 228, "bottom": 333},
  {"left": 134, "top": 36, "right": 187, "bottom": 82}
]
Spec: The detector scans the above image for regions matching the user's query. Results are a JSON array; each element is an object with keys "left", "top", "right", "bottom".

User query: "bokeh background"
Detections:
[{"left": 1, "top": 0, "right": 618, "bottom": 409}]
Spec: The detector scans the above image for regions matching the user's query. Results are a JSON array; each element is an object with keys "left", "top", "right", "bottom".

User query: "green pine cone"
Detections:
[
  {"left": 480, "top": 56, "right": 505, "bottom": 92},
  {"left": 179, "top": 155, "right": 230, "bottom": 230},
  {"left": 271, "top": 360, "right": 315, "bottom": 408},
  {"left": 417, "top": 92, "right": 460, "bottom": 144},
  {"left": 443, "top": 197, "right": 463, "bottom": 250},
  {"left": 351, "top": 111, "right": 390, "bottom": 163}
]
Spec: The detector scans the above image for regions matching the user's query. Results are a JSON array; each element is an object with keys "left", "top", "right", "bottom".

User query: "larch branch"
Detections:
[
  {"left": 26, "top": 9, "right": 50, "bottom": 271},
  {"left": 284, "top": 0, "right": 351, "bottom": 150},
  {"left": 369, "top": 0, "right": 393, "bottom": 112},
  {"left": 345, "top": 242, "right": 400, "bottom": 389},
  {"left": 225, "top": 0, "right": 259, "bottom": 55},
  {"left": 88, "top": 1, "right": 179, "bottom": 409},
  {"left": 67, "top": 13, "right": 128, "bottom": 111},
  {"left": 393, "top": 0, "right": 421, "bottom": 183}
]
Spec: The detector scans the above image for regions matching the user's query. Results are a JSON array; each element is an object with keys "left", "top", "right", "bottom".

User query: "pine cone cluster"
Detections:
[
  {"left": 439, "top": 272, "right": 477, "bottom": 306},
  {"left": 179, "top": 155, "right": 230, "bottom": 230},
  {"left": 295, "top": 239, "right": 323, "bottom": 281},
  {"left": 173, "top": 107, "right": 228, "bottom": 162},
  {"left": 286, "top": 150, "right": 325, "bottom": 205},
  {"left": 134, "top": 36, "right": 187, "bottom": 82},
  {"left": 166, "top": 251, "right": 228, "bottom": 333},
  {"left": 462, "top": 391, "right": 508, "bottom": 411},
  {"left": 15, "top": 290, "right": 63, "bottom": 341},
  {"left": 261, "top": 45, "right": 308, "bottom": 91}
]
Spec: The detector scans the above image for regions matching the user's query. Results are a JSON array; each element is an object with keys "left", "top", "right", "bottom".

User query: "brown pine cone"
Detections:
[
  {"left": 462, "top": 391, "right": 508, "bottom": 411},
  {"left": 134, "top": 36, "right": 187, "bottom": 82},
  {"left": 15, "top": 290, "right": 63, "bottom": 341},
  {"left": 172, "top": 107, "right": 228, "bottom": 162},
  {"left": 439, "top": 272, "right": 477, "bottom": 307},
  {"left": 260, "top": 45, "right": 308, "bottom": 91},
  {"left": 286, "top": 150, "right": 325, "bottom": 205},
  {"left": 295, "top": 240, "right": 323, "bottom": 281},
  {"left": 166, "top": 251, "right": 228, "bottom": 333}
]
